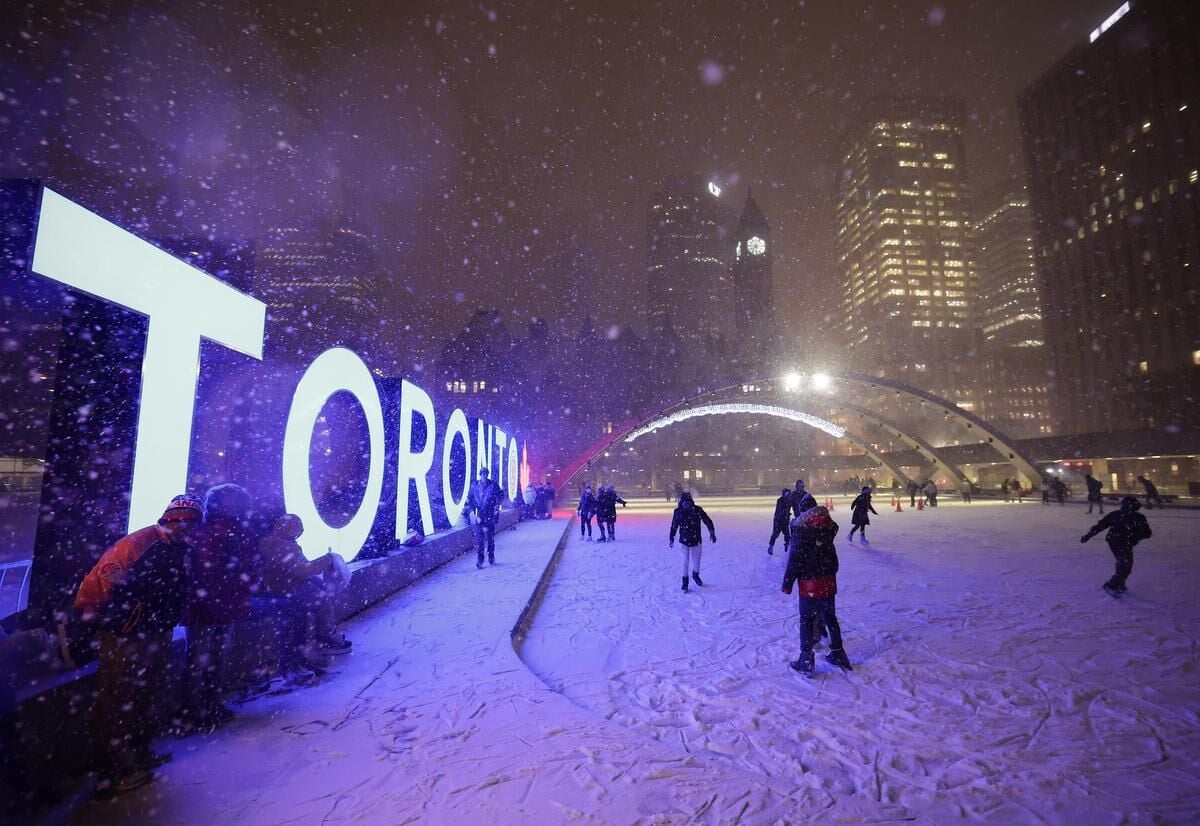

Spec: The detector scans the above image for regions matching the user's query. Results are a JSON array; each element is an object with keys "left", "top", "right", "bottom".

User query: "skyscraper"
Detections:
[
  {"left": 257, "top": 218, "right": 381, "bottom": 358},
  {"left": 730, "top": 189, "right": 777, "bottom": 368},
  {"left": 1019, "top": 0, "right": 1200, "bottom": 434},
  {"left": 646, "top": 175, "right": 734, "bottom": 363},
  {"left": 974, "top": 182, "right": 1053, "bottom": 438},
  {"left": 836, "top": 98, "right": 977, "bottom": 406}
]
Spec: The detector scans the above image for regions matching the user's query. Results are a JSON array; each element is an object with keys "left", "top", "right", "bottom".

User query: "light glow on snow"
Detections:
[{"left": 624, "top": 403, "right": 846, "bottom": 442}]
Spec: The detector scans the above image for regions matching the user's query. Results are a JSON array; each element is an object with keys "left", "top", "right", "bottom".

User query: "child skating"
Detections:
[{"left": 1080, "top": 496, "right": 1152, "bottom": 597}]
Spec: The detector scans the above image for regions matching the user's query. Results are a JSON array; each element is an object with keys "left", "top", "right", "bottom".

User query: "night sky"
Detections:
[{"left": 2, "top": 0, "right": 1120, "bottom": 367}]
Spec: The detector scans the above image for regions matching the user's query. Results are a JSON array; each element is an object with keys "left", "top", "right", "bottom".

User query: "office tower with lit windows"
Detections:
[
  {"left": 257, "top": 218, "right": 381, "bottom": 357},
  {"left": 836, "top": 98, "right": 977, "bottom": 406},
  {"left": 974, "top": 182, "right": 1053, "bottom": 437},
  {"left": 1019, "top": 0, "right": 1200, "bottom": 433},
  {"left": 646, "top": 175, "right": 734, "bottom": 357}
]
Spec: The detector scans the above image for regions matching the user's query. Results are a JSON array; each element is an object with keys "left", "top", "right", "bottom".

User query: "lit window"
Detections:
[
  {"left": 1142, "top": 121, "right": 1151, "bottom": 133},
  {"left": 1191, "top": 170, "right": 1199, "bottom": 184},
  {"left": 1193, "top": 350, "right": 1200, "bottom": 366},
  {"left": 1139, "top": 361, "right": 1149, "bottom": 374}
]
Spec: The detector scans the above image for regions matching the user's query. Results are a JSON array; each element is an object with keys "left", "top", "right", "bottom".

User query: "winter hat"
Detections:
[
  {"left": 273, "top": 514, "right": 304, "bottom": 539},
  {"left": 204, "top": 483, "right": 251, "bottom": 520},
  {"left": 160, "top": 494, "right": 204, "bottom": 524},
  {"left": 1120, "top": 496, "right": 1141, "bottom": 511},
  {"left": 800, "top": 505, "right": 832, "bottom": 526}
]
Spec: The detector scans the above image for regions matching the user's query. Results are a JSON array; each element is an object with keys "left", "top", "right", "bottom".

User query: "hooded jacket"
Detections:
[
  {"left": 783, "top": 507, "right": 840, "bottom": 598},
  {"left": 76, "top": 525, "right": 191, "bottom": 635},
  {"left": 669, "top": 499, "right": 716, "bottom": 547}
]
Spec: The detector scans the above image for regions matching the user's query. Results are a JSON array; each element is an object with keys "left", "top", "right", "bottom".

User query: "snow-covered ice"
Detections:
[{"left": 79, "top": 497, "right": 1200, "bottom": 824}]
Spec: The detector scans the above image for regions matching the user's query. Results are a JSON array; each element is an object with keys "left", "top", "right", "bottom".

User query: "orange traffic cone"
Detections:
[
  {"left": 894, "top": 498, "right": 903, "bottom": 512},
  {"left": 917, "top": 498, "right": 925, "bottom": 511}
]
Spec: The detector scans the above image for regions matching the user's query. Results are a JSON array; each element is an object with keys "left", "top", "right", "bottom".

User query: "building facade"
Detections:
[
  {"left": 1018, "top": 0, "right": 1200, "bottom": 433},
  {"left": 257, "top": 219, "right": 382, "bottom": 358},
  {"left": 730, "top": 190, "right": 778, "bottom": 368},
  {"left": 974, "top": 182, "right": 1054, "bottom": 437},
  {"left": 646, "top": 175, "right": 734, "bottom": 367},
  {"left": 836, "top": 98, "right": 978, "bottom": 408}
]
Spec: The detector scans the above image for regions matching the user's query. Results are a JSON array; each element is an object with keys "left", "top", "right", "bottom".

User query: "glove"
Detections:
[
  {"left": 1080, "top": 534, "right": 1089, "bottom": 543},
  {"left": 709, "top": 533, "right": 717, "bottom": 544},
  {"left": 782, "top": 584, "right": 792, "bottom": 595}
]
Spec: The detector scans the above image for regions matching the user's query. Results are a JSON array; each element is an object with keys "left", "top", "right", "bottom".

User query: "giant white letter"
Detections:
[
  {"left": 30, "top": 189, "right": 265, "bottom": 531},
  {"left": 506, "top": 435, "right": 519, "bottom": 500},
  {"left": 441, "top": 408, "right": 471, "bottom": 527},
  {"left": 397, "top": 379, "right": 436, "bottom": 537},
  {"left": 493, "top": 427, "right": 507, "bottom": 492},
  {"left": 282, "top": 348, "right": 385, "bottom": 561}
]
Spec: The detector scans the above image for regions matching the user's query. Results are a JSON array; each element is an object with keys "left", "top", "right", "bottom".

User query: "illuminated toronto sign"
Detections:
[{"left": 25, "top": 187, "right": 527, "bottom": 561}]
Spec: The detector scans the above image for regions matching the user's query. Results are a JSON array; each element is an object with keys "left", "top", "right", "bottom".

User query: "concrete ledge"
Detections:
[{"left": 336, "top": 509, "right": 520, "bottom": 622}]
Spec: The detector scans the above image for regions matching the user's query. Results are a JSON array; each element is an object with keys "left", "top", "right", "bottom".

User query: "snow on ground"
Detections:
[
  {"left": 521, "top": 496, "right": 1200, "bottom": 823},
  {"left": 78, "top": 497, "right": 1200, "bottom": 825}
]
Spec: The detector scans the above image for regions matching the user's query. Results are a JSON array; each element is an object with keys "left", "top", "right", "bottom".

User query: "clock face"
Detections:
[{"left": 747, "top": 236, "right": 766, "bottom": 256}]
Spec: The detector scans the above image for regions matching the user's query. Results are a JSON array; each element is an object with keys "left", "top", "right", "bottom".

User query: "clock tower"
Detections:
[{"left": 731, "top": 189, "right": 776, "bottom": 364}]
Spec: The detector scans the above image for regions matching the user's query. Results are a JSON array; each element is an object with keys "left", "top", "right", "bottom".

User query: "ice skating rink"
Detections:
[
  {"left": 81, "top": 497, "right": 1200, "bottom": 825},
  {"left": 521, "top": 496, "right": 1200, "bottom": 823}
]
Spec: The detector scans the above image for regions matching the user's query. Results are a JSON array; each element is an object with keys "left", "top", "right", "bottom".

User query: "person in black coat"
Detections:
[
  {"left": 906, "top": 479, "right": 920, "bottom": 508},
  {"left": 767, "top": 488, "right": 792, "bottom": 556},
  {"left": 847, "top": 487, "right": 878, "bottom": 542},
  {"left": 782, "top": 505, "right": 851, "bottom": 676},
  {"left": 577, "top": 483, "right": 597, "bottom": 540},
  {"left": 1084, "top": 473, "right": 1104, "bottom": 514},
  {"left": 1081, "top": 496, "right": 1152, "bottom": 596},
  {"left": 467, "top": 469, "right": 502, "bottom": 568},
  {"left": 596, "top": 485, "right": 626, "bottom": 542},
  {"left": 669, "top": 493, "right": 716, "bottom": 592},
  {"left": 790, "top": 479, "right": 817, "bottom": 518},
  {"left": 1137, "top": 475, "right": 1163, "bottom": 509}
]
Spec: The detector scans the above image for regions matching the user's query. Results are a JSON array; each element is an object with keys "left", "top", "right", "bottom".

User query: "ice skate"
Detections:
[
  {"left": 789, "top": 650, "right": 815, "bottom": 677},
  {"left": 826, "top": 648, "right": 853, "bottom": 671},
  {"left": 767, "top": 544, "right": 774, "bottom": 556},
  {"left": 1102, "top": 582, "right": 1122, "bottom": 599},
  {"left": 691, "top": 571, "right": 704, "bottom": 587},
  {"left": 681, "top": 575, "right": 689, "bottom": 592}
]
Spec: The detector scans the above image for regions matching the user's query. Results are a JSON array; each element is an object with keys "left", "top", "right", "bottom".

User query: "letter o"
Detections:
[
  {"left": 282, "top": 348, "right": 385, "bottom": 561},
  {"left": 442, "top": 408, "right": 472, "bottom": 526},
  {"left": 506, "top": 435, "right": 519, "bottom": 500}
]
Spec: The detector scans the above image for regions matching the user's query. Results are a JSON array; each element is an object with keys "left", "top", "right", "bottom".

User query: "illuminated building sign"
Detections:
[
  {"left": 1089, "top": 2, "right": 1130, "bottom": 43},
  {"left": 20, "top": 186, "right": 527, "bottom": 563}
]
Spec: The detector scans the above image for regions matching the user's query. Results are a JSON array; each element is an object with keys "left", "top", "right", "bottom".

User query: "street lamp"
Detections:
[
  {"left": 783, "top": 372, "right": 801, "bottom": 392},
  {"left": 812, "top": 372, "right": 831, "bottom": 391}
]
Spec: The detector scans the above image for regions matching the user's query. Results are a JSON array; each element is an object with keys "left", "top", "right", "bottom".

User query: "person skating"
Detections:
[
  {"left": 782, "top": 505, "right": 851, "bottom": 677},
  {"left": 597, "top": 485, "right": 627, "bottom": 541},
  {"left": 790, "top": 479, "right": 817, "bottom": 518},
  {"left": 1085, "top": 473, "right": 1105, "bottom": 514},
  {"left": 847, "top": 487, "right": 878, "bottom": 542},
  {"left": 669, "top": 492, "right": 716, "bottom": 592},
  {"left": 1001, "top": 478, "right": 1011, "bottom": 503},
  {"left": 906, "top": 479, "right": 919, "bottom": 508},
  {"left": 921, "top": 479, "right": 938, "bottom": 507},
  {"left": 577, "top": 483, "right": 597, "bottom": 540},
  {"left": 1081, "top": 496, "right": 1152, "bottom": 597},
  {"left": 1137, "top": 475, "right": 1164, "bottom": 510},
  {"left": 467, "top": 468, "right": 502, "bottom": 567},
  {"left": 75, "top": 494, "right": 202, "bottom": 797},
  {"left": 767, "top": 488, "right": 792, "bottom": 555}
]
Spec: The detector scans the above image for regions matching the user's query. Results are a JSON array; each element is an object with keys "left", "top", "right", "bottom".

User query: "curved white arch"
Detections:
[{"left": 624, "top": 403, "right": 846, "bottom": 443}]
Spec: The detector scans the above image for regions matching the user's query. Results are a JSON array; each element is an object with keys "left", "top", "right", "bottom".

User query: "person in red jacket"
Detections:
[
  {"left": 76, "top": 494, "right": 202, "bottom": 797},
  {"left": 782, "top": 505, "right": 852, "bottom": 677},
  {"left": 181, "top": 484, "right": 256, "bottom": 731}
]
